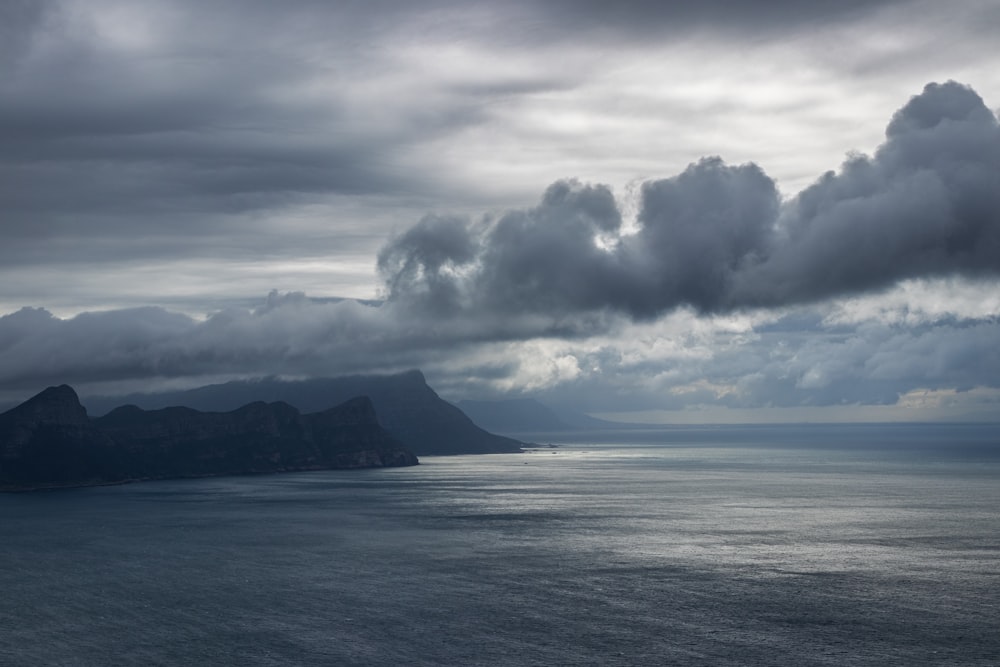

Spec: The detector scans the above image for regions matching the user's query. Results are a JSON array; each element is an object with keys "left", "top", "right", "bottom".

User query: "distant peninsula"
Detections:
[
  {"left": 84, "top": 370, "right": 525, "bottom": 456},
  {"left": 0, "top": 384, "right": 418, "bottom": 492}
]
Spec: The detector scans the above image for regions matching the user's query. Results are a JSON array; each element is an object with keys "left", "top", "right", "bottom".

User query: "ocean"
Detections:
[{"left": 1, "top": 423, "right": 998, "bottom": 666}]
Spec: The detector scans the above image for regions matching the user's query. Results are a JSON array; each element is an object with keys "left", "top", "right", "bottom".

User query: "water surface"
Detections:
[{"left": 2, "top": 424, "right": 998, "bottom": 665}]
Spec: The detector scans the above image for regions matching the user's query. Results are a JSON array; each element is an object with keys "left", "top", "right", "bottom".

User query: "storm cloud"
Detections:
[{"left": 379, "top": 81, "right": 1000, "bottom": 318}]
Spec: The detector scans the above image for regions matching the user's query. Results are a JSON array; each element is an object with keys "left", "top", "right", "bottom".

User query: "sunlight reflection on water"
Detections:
[{"left": 1, "top": 429, "right": 999, "bottom": 666}]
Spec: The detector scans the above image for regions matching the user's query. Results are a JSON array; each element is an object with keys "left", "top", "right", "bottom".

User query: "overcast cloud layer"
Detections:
[{"left": 2, "top": 1, "right": 1000, "bottom": 421}]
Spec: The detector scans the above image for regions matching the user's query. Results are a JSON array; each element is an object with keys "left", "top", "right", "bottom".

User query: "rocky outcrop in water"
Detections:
[{"left": 0, "top": 385, "right": 418, "bottom": 491}]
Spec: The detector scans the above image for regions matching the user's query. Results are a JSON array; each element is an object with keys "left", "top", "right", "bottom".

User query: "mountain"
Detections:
[
  {"left": 457, "top": 397, "right": 639, "bottom": 434},
  {"left": 0, "top": 385, "right": 120, "bottom": 488},
  {"left": 1, "top": 386, "right": 417, "bottom": 491},
  {"left": 457, "top": 398, "right": 572, "bottom": 433},
  {"left": 86, "top": 370, "right": 524, "bottom": 455}
]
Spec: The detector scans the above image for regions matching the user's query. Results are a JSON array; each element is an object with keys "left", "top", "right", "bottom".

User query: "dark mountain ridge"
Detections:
[
  {"left": 86, "top": 370, "right": 524, "bottom": 455},
  {"left": 0, "top": 385, "right": 417, "bottom": 492}
]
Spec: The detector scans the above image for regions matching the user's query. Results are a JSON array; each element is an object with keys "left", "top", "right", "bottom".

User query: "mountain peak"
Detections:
[
  {"left": 3, "top": 384, "right": 89, "bottom": 425},
  {"left": 399, "top": 369, "right": 426, "bottom": 383},
  {"left": 31, "top": 384, "right": 78, "bottom": 402}
]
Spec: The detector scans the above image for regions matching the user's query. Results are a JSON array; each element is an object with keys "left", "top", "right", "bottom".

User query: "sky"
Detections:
[{"left": 2, "top": 0, "right": 1000, "bottom": 422}]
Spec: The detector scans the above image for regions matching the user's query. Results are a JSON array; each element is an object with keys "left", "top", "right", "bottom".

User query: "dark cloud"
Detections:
[
  {"left": 378, "top": 215, "right": 481, "bottom": 315},
  {"left": 0, "top": 297, "right": 399, "bottom": 399},
  {"left": 380, "top": 81, "right": 1000, "bottom": 318},
  {"left": 2, "top": 0, "right": 994, "bottom": 289},
  {"left": 0, "top": 0, "right": 51, "bottom": 66},
  {"left": 0, "top": 0, "right": 495, "bottom": 266},
  {"left": 2, "top": 285, "right": 998, "bottom": 417},
  {"left": 629, "top": 159, "right": 778, "bottom": 313},
  {"left": 737, "top": 81, "right": 1000, "bottom": 306},
  {"left": 0, "top": 289, "right": 539, "bottom": 401},
  {"left": 525, "top": 0, "right": 914, "bottom": 38}
]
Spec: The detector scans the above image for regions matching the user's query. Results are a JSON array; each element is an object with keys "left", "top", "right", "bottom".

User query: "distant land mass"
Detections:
[
  {"left": 0, "top": 385, "right": 417, "bottom": 492},
  {"left": 458, "top": 398, "right": 572, "bottom": 433},
  {"left": 457, "top": 398, "right": 642, "bottom": 435},
  {"left": 85, "top": 370, "right": 524, "bottom": 456}
]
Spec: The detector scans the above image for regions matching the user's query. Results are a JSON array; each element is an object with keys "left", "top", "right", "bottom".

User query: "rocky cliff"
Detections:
[
  {"left": 0, "top": 385, "right": 121, "bottom": 488},
  {"left": 0, "top": 386, "right": 417, "bottom": 491}
]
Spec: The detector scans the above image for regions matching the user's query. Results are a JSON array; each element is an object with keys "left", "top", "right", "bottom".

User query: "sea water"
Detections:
[{"left": 1, "top": 424, "right": 998, "bottom": 666}]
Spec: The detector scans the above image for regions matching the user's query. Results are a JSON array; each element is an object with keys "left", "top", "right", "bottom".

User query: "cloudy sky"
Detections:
[{"left": 2, "top": 0, "right": 1000, "bottom": 422}]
